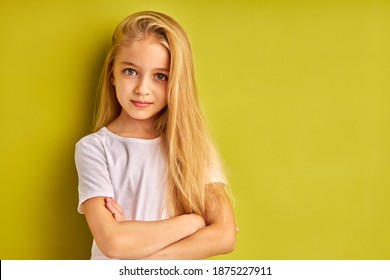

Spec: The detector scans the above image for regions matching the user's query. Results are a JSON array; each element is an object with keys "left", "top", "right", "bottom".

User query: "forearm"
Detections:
[
  {"left": 143, "top": 185, "right": 237, "bottom": 260},
  {"left": 143, "top": 220, "right": 236, "bottom": 260},
  {"left": 105, "top": 215, "right": 203, "bottom": 259},
  {"left": 83, "top": 197, "right": 205, "bottom": 259}
]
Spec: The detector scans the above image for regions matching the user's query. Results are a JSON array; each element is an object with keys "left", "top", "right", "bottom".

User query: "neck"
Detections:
[{"left": 107, "top": 111, "right": 158, "bottom": 139}]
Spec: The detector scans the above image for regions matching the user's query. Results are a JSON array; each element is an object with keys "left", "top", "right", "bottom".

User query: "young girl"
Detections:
[{"left": 75, "top": 11, "right": 236, "bottom": 260}]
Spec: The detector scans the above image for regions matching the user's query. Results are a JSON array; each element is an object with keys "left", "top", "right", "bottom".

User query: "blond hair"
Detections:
[{"left": 93, "top": 11, "right": 227, "bottom": 217}]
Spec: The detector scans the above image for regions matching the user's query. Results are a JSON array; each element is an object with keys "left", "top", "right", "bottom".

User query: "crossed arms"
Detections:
[{"left": 82, "top": 184, "right": 237, "bottom": 259}]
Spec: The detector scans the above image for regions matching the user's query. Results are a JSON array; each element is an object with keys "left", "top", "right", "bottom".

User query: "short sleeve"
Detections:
[
  {"left": 75, "top": 137, "right": 115, "bottom": 214},
  {"left": 208, "top": 161, "right": 227, "bottom": 185}
]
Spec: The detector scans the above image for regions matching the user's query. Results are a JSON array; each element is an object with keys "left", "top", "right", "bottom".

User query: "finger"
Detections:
[
  {"left": 105, "top": 202, "right": 123, "bottom": 221},
  {"left": 105, "top": 201, "right": 117, "bottom": 214},
  {"left": 105, "top": 198, "right": 118, "bottom": 214},
  {"left": 113, "top": 213, "right": 122, "bottom": 221},
  {"left": 105, "top": 197, "right": 126, "bottom": 221},
  {"left": 108, "top": 198, "right": 124, "bottom": 215},
  {"left": 104, "top": 197, "right": 114, "bottom": 209}
]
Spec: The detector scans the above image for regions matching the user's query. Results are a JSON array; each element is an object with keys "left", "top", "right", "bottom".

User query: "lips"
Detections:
[{"left": 131, "top": 100, "right": 153, "bottom": 108}]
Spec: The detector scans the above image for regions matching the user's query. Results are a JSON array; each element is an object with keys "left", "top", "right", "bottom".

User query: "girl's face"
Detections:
[{"left": 112, "top": 37, "right": 170, "bottom": 128}]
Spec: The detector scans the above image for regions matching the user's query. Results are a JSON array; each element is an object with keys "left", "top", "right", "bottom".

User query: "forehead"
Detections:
[{"left": 115, "top": 37, "right": 170, "bottom": 69}]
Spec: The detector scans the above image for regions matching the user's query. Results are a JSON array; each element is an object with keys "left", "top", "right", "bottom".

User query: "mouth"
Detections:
[{"left": 131, "top": 100, "right": 153, "bottom": 108}]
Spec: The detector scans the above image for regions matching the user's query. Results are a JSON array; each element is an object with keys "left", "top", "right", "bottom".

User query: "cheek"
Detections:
[
  {"left": 159, "top": 82, "right": 168, "bottom": 95},
  {"left": 115, "top": 84, "right": 129, "bottom": 102},
  {"left": 115, "top": 80, "right": 133, "bottom": 94},
  {"left": 161, "top": 88, "right": 168, "bottom": 105}
]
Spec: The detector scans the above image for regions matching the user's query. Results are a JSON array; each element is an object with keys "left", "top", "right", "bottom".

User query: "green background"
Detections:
[{"left": 1, "top": 0, "right": 389, "bottom": 259}]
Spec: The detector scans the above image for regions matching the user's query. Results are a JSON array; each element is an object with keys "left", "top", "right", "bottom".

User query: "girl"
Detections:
[{"left": 75, "top": 11, "right": 236, "bottom": 260}]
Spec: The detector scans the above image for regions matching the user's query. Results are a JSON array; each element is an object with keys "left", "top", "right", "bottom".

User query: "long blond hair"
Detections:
[{"left": 93, "top": 11, "right": 227, "bottom": 217}]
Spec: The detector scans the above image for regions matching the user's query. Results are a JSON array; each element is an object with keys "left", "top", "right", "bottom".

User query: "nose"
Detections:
[{"left": 134, "top": 76, "right": 150, "bottom": 96}]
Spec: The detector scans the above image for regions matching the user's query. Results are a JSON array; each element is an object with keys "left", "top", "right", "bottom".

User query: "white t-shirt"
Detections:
[{"left": 75, "top": 127, "right": 168, "bottom": 259}]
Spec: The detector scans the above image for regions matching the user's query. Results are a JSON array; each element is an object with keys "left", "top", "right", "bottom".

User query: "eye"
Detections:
[
  {"left": 123, "top": 68, "right": 136, "bottom": 76},
  {"left": 155, "top": 73, "right": 168, "bottom": 81}
]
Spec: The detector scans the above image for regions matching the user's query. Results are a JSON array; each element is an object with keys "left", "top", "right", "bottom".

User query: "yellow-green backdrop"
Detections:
[{"left": 1, "top": 0, "right": 389, "bottom": 259}]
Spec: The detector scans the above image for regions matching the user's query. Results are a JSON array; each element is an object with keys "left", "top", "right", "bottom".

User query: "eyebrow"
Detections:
[{"left": 120, "top": 61, "right": 170, "bottom": 72}]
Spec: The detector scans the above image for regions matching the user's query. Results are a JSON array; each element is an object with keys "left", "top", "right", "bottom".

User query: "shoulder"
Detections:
[
  {"left": 75, "top": 128, "right": 111, "bottom": 160},
  {"left": 76, "top": 128, "right": 107, "bottom": 149}
]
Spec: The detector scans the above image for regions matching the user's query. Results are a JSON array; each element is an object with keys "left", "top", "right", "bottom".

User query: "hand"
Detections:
[{"left": 104, "top": 197, "right": 126, "bottom": 222}]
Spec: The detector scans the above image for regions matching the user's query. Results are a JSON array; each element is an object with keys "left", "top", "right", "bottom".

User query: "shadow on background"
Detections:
[{"left": 43, "top": 45, "right": 108, "bottom": 259}]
